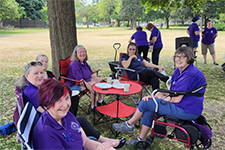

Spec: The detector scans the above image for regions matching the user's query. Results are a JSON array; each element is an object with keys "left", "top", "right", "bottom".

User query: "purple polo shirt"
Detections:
[
  {"left": 170, "top": 64, "right": 206, "bottom": 114},
  {"left": 131, "top": 30, "right": 149, "bottom": 47},
  {"left": 33, "top": 111, "right": 85, "bottom": 150},
  {"left": 149, "top": 27, "right": 163, "bottom": 49},
  {"left": 201, "top": 27, "right": 217, "bottom": 44},
  {"left": 66, "top": 61, "right": 93, "bottom": 86},
  {"left": 187, "top": 23, "right": 200, "bottom": 42},
  {"left": 122, "top": 54, "right": 144, "bottom": 80},
  {"left": 23, "top": 82, "right": 39, "bottom": 109}
]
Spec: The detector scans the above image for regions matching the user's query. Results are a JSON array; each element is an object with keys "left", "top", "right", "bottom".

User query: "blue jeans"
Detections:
[
  {"left": 193, "top": 41, "right": 198, "bottom": 48},
  {"left": 138, "top": 98, "right": 199, "bottom": 127},
  {"left": 70, "top": 84, "right": 81, "bottom": 92}
]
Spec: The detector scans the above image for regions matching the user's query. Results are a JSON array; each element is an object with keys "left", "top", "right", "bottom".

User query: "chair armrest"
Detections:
[
  {"left": 114, "top": 67, "right": 140, "bottom": 80},
  {"left": 60, "top": 76, "right": 84, "bottom": 85},
  {"left": 93, "top": 69, "right": 100, "bottom": 76}
]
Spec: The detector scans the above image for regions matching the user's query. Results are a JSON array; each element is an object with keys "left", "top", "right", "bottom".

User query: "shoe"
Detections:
[
  {"left": 213, "top": 62, "right": 218, "bottom": 65},
  {"left": 114, "top": 138, "right": 126, "bottom": 149},
  {"left": 112, "top": 121, "right": 135, "bottom": 133},
  {"left": 91, "top": 108, "right": 103, "bottom": 116},
  {"left": 126, "top": 136, "right": 145, "bottom": 146},
  {"left": 204, "top": 61, "right": 207, "bottom": 64},
  {"left": 97, "top": 100, "right": 107, "bottom": 106}
]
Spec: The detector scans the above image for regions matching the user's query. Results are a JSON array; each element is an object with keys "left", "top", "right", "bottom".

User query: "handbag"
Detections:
[
  {"left": 148, "top": 31, "right": 160, "bottom": 52},
  {"left": 148, "top": 45, "right": 154, "bottom": 52}
]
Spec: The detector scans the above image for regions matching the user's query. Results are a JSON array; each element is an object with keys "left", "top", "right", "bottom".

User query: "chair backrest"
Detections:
[
  {"left": 17, "top": 102, "right": 40, "bottom": 150},
  {"left": 58, "top": 56, "right": 71, "bottom": 82},
  {"left": 175, "top": 37, "right": 193, "bottom": 50},
  {"left": 119, "top": 53, "right": 130, "bottom": 81},
  {"left": 14, "top": 86, "right": 24, "bottom": 128}
]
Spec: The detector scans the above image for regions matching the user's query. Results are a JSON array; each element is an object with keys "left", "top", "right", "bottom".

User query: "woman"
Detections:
[
  {"left": 122, "top": 42, "right": 169, "bottom": 90},
  {"left": 16, "top": 61, "right": 45, "bottom": 114},
  {"left": 146, "top": 23, "right": 163, "bottom": 66},
  {"left": 66, "top": 45, "right": 106, "bottom": 114},
  {"left": 187, "top": 16, "right": 200, "bottom": 52},
  {"left": 128, "top": 26, "right": 149, "bottom": 60},
  {"left": 113, "top": 46, "right": 207, "bottom": 146},
  {"left": 35, "top": 54, "right": 55, "bottom": 78},
  {"left": 201, "top": 19, "right": 218, "bottom": 65},
  {"left": 16, "top": 63, "right": 126, "bottom": 148},
  {"left": 33, "top": 79, "right": 125, "bottom": 149}
]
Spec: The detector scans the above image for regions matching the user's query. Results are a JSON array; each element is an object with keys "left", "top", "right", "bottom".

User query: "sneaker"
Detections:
[
  {"left": 204, "top": 61, "right": 207, "bottom": 64},
  {"left": 112, "top": 121, "right": 135, "bottom": 133},
  {"left": 126, "top": 136, "right": 145, "bottom": 146},
  {"left": 97, "top": 100, "right": 107, "bottom": 106},
  {"left": 213, "top": 62, "right": 218, "bottom": 65}
]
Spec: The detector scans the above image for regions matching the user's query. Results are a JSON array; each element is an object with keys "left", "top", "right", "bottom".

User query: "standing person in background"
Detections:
[
  {"left": 128, "top": 26, "right": 149, "bottom": 61},
  {"left": 187, "top": 16, "right": 200, "bottom": 53},
  {"left": 201, "top": 19, "right": 218, "bottom": 65},
  {"left": 146, "top": 23, "right": 163, "bottom": 67}
]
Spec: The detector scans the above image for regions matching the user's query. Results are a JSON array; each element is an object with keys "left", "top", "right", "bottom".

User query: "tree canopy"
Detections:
[{"left": 0, "top": 0, "right": 21, "bottom": 21}]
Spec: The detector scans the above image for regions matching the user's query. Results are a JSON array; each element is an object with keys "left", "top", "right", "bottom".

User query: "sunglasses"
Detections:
[{"left": 25, "top": 61, "right": 42, "bottom": 70}]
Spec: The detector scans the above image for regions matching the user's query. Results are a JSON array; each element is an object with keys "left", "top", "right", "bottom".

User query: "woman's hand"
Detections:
[
  {"left": 142, "top": 95, "right": 152, "bottom": 101},
  {"left": 96, "top": 142, "right": 118, "bottom": 150},
  {"left": 129, "top": 55, "right": 137, "bottom": 60},
  {"left": 158, "top": 66, "right": 165, "bottom": 71}
]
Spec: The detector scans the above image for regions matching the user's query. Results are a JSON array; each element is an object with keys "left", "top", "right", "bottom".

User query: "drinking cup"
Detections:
[
  {"left": 113, "top": 79, "right": 119, "bottom": 84},
  {"left": 107, "top": 77, "right": 112, "bottom": 84},
  {"left": 123, "top": 84, "right": 130, "bottom": 92}
]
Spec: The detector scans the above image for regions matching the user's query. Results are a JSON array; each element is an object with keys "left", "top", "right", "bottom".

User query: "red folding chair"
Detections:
[
  {"left": 115, "top": 53, "right": 153, "bottom": 105},
  {"left": 58, "top": 56, "right": 100, "bottom": 115}
]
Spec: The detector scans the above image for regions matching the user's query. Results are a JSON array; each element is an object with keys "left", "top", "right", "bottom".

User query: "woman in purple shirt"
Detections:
[
  {"left": 201, "top": 19, "right": 218, "bottom": 65},
  {"left": 113, "top": 46, "right": 206, "bottom": 147},
  {"left": 66, "top": 45, "right": 106, "bottom": 114},
  {"left": 146, "top": 23, "right": 163, "bottom": 66},
  {"left": 129, "top": 26, "right": 149, "bottom": 60},
  {"left": 33, "top": 79, "right": 120, "bottom": 150},
  {"left": 187, "top": 16, "right": 200, "bottom": 52}
]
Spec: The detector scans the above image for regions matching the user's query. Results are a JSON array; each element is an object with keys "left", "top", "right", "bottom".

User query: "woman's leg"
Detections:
[
  {"left": 152, "top": 47, "right": 162, "bottom": 65},
  {"left": 76, "top": 116, "right": 101, "bottom": 140},
  {"left": 142, "top": 46, "right": 149, "bottom": 61}
]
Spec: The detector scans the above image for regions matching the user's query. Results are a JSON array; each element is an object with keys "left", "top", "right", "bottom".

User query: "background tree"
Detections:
[
  {"left": 47, "top": 0, "right": 77, "bottom": 79},
  {"left": 170, "top": 7, "right": 192, "bottom": 26},
  {"left": 0, "top": 0, "right": 21, "bottom": 27},
  {"left": 119, "top": 0, "right": 142, "bottom": 29},
  {"left": 77, "top": 5, "right": 93, "bottom": 28},
  {"left": 16, "top": 0, "right": 44, "bottom": 20}
]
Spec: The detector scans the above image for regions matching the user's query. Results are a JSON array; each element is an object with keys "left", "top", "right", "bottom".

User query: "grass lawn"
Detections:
[{"left": 0, "top": 27, "right": 225, "bottom": 150}]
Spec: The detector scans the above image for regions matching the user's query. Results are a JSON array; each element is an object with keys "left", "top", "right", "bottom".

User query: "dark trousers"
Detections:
[
  {"left": 138, "top": 46, "right": 149, "bottom": 61},
  {"left": 76, "top": 116, "right": 101, "bottom": 140},
  {"left": 152, "top": 47, "right": 162, "bottom": 65},
  {"left": 69, "top": 95, "right": 80, "bottom": 117},
  {"left": 133, "top": 69, "right": 168, "bottom": 90}
]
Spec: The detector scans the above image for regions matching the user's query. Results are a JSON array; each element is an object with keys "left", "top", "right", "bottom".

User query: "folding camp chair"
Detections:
[
  {"left": 114, "top": 53, "right": 153, "bottom": 105},
  {"left": 58, "top": 56, "right": 100, "bottom": 115},
  {"left": 14, "top": 86, "right": 24, "bottom": 129},
  {"left": 17, "top": 102, "right": 40, "bottom": 150}
]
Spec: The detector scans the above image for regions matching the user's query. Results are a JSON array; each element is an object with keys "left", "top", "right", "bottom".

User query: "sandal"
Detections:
[{"left": 114, "top": 138, "right": 126, "bottom": 149}]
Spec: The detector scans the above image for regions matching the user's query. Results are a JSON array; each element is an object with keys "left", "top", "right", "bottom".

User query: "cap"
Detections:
[{"left": 192, "top": 16, "right": 200, "bottom": 22}]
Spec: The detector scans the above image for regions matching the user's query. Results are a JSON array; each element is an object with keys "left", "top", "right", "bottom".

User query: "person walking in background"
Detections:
[
  {"left": 187, "top": 16, "right": 200, "bottom": 53},
  {"left": 146, "top": 23, "right": 163, "bottom": 66},
  {"left": 128, "top": 26, "right": 149, "bottom": 61},
  {"left": 201, "top": 19, "right": 218, "bottom": 65}
]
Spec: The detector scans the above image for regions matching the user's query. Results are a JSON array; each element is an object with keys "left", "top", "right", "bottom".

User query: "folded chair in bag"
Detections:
[
  {"left": 17, "top": 102, "right": 40, "bottom": 150},
  {"left": 14, "top": 86, "right": 24, "bottom": 128},
  {"left": 114, "top": 53, "right": 152, "bottom": 105},
  {"left": 58, "top": 56, "right": 100, "bottom": 115}
]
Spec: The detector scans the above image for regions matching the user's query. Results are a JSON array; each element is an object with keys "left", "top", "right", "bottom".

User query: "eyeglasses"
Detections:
[
  {"left": 173, "top": 55, "right": 187, "bottom": 60},
  {"left": 25, "top": 61, "right": 42, "bottom": 70},
  {"left": 129, "top": 48, "right": 136, "bottom": 51}
]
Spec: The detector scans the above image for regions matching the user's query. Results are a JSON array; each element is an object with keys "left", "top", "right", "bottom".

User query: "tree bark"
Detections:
[{"left": 47, "top": 0, "right": 77, "bottom": 79}]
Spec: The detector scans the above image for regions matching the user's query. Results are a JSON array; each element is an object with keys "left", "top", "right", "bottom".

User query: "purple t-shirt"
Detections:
[
  {"left": 131, "top": 30, "right": 149, "bottom": 47},
  {"left": 149, "top": 27, "right": 163, "bottom": 49},
  {"left": 33, "top": 111, "right": 85, "bottom": 150},
  {"left": 66, "top": 61, "right": 93, "bottom": 86},
  {"left": 23, "top": 82, "right": 39, "bottom": 109},
  {"left": 201, "top": 27, "right": 217, "bottom": 44},
  {"left": 122, "top": 54, "right": 144, "bottom": 80},
  {"left": 170, "top": 64, "right": 206, "bottom": 114},
  {"left": 187, "top": 23, "right": 200, "bottom": 42}
]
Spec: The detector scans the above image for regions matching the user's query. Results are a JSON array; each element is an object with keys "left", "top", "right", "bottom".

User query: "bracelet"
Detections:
[{"left": 95, "top": 143, "right": 100, "bottom": 149}]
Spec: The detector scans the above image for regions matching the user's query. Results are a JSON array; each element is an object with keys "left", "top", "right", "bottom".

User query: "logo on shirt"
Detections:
[
  {"left": 172, "top": 81, "right": 176, "bottom": 84},
  {"left": 71, "top": 122, "right": 80, "bottom": 132},
  {"left": 137, "top": 59, "right": 141, "bottom": 61}
]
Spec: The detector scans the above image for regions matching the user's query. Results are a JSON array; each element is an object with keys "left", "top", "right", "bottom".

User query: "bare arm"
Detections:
[
  {"left": 121, "top": 55, "right": 137, "bottom": 68},
  {"left": 195, "top": 31, "right": 200, "bottom": 36},
  {"left": 142, "top": 92, "right": 184, "bottom": 103},
  {"left": 128, "top": 38, "right": 132, "bottom": 43},
  {"left": 215, "top": 33, "right": 218, "bottom": 39},
  {"left": 142, "top": 60, "right": 165, "bottom": 71},
  {"left": 149, "top": 36, "right": 157, "bottom": 44}
]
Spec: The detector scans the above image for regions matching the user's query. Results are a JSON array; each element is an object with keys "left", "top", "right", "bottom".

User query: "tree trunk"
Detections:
[
  {"left": 166, "top": 17, "right": 169, "bottom": 29},
  {"left": 86, "top": 16, "right": 89, "bottom": 28},
  {"left": 117, "top": 20, "right": 120, "bottom": 27},
  {"left": 47, "top": 0, "right": 77, "bottom": 79}
]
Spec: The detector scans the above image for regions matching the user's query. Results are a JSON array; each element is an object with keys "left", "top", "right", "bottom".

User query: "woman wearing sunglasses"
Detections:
[{"left": 122, "top": 42, "right": 169, "bottom": 90}]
